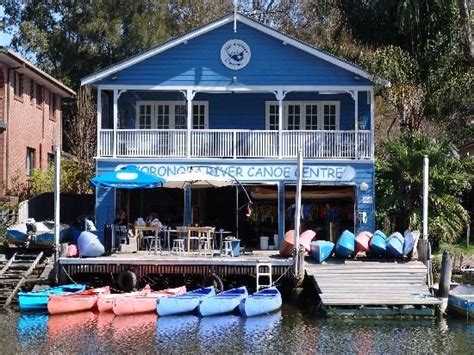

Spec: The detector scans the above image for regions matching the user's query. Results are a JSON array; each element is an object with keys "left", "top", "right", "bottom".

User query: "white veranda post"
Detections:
[
  {"left": 423, "top": 155, "right": 429, "bottom": 240},
  {"left": 186, "top": 89, "right": 196, "bottom": 158},
  {"left": 54, "top": 146, "right": 61, "bottom": 282},
  {"left": 293, "top": 149, "right": 303, "bottom": 274}
]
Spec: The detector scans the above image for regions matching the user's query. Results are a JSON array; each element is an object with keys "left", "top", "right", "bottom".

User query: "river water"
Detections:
[{"left": 1, "top": 306, "right": 472, "bottom": 354}]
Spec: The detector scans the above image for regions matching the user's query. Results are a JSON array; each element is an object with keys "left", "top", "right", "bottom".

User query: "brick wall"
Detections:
[
  {"left": 1, "top": 64, "right": 62, "bottom": 196},
  {"left": 0, "top": 66, "right": 5, "bottom": 198}
]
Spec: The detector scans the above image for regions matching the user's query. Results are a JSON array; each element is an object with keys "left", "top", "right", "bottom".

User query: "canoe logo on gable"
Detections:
[{"left": 220, "top": 39, "right": 251, "bottom": 70}]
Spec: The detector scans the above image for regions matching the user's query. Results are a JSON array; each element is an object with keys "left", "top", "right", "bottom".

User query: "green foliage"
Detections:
[{"left": 376, "top": 133, "right": 472, "bottom": 246}]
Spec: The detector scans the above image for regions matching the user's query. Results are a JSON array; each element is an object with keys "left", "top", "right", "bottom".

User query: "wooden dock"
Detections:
[
  {"left": 59, "top": 251, "right": 292, "bottom": 280},
  {"left": 305, "top": 259, "right": 441, "bottom": 314}
]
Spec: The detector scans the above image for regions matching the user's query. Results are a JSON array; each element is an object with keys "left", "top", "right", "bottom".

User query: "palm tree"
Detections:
[{"left": 376, "top": 133, "right": 472, "bottom": 246}]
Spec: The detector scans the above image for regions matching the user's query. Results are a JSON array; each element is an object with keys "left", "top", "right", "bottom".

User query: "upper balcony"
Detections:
[{"left": 97, "top": 89, "right": 374, "bottom": 160}]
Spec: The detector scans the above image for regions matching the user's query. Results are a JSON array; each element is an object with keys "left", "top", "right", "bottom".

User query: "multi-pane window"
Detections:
[
  {"left": 287, "top": 104, "right": 300, "bottom": 130},
  {"left": 35, "top": 84, "right": 43, "bottom": 108},
  {"left": 174, "top": 104, "right": 187, "bottom": 129},
  {"left": 138, "top": 104, "right": 152, "bottom": 129},
  {"left": 136, "top": 102, "right": 208, "bottom": 129},
  {"left": 305, "top": 104, "right": 318, "bottom": 130},
  {"left": 26, "top": 148, "right": 35, "bottom": 176},
  {"left": 266, "top": 101, "right": 339, "bottom": 130},
  {"left": 30, "top": 79, "right": 35, "bottom": 105},
  {"left": 13, "top": 71, "right": 23, "bottom": 98},
  {"left": 156, "top": 104, "right": 170, "bottom": 129},
  {"left": 323, "top": 104, "right": 337, "bottom": 130},
  {"left": 192, "top": 104, "right": 205, "bottom": 129},
  {"left": 267, "top": 104, "right": 279, "bottom": 130},
  {"left": 49, "top": 90, "right": 55, "bottom": 120}
]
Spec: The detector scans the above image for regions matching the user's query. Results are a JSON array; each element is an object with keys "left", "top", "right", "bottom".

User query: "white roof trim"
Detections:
[{"left": 81, "top": 13, "right": 387, "bottom": 87}]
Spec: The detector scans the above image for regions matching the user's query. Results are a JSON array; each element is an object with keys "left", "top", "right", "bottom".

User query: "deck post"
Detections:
[
  {"left": 422, "top": 155, "right": 429, "bottom": 240},
  {"left": 370, "top": 89, "right": 375, "bottom": 158},
  {"left": 112, "top": 88, "right": 118, "bottom": 157},
  {"left": 277, "top": 181, "right": 285, "bottom": 246},
  {"left": 354, "top": 90, "right": 358, "bottom": 158},
  {"left": 274, "top": 90, "right": 286, "bottom": 159},
  {"left": 438, "top": 250, "right": 453, "bottom": 313},
  {"left": 96, "top": 87, "right": 102, "bottom": 156},
  {"left": 293, "top": 149, "right": 303, "bottom": 279},
  {"left": 53, "top": 147, "right": 61, "bottom": 283},
  {"left": 186, "top": 89, "right": 196, "bottom": 158}
]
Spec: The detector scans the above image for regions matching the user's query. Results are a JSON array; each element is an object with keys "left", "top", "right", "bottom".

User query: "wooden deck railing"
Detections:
[{"left": 98, "top": 129, "right": 373, "bottom": 159}]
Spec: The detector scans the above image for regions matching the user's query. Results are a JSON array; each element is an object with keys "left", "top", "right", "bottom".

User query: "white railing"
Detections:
[{"left": 98, "top": 129, "right": 373, "bottom": 159}]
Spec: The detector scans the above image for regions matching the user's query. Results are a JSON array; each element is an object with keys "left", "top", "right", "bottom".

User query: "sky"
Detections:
[{"left": 0, "top": 6, "right": 13, "bottom": 46}]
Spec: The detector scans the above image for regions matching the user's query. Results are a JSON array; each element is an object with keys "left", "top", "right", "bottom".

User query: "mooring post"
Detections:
[{"left": 438, "top": 250, "right": 453, "bottom": 313}]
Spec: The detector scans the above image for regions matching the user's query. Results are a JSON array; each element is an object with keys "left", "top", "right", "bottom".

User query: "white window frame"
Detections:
[
  {"left": 265, "top": 101, "right": 340, "bottom": 130},
  {"left": 136, "top": 101, "right": 209, "bottom": 129}
]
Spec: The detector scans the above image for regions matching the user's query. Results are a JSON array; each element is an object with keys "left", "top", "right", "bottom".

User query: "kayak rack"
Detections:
[{"left": 0, "top": 251, "right": 47, "bottom": 308}]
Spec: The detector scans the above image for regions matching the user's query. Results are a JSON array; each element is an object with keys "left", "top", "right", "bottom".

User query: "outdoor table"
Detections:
[
  {"left": 179, "top": 226, "right": 215, "bottom": 256},
  {"left": 134, "top": 225, "right": 160, "bottom": 254}
]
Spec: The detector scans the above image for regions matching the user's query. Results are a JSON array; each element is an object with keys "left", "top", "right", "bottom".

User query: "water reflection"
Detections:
[{"left": 6, "top": 307, "right": 474, "bottom": 354}]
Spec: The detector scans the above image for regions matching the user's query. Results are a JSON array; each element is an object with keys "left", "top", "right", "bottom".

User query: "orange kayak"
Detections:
[
  {"left": 48, "top": 287, "right": 110, "bottom": 315},
  {"left": 279, "top": 229, "right": 316, "bottom": 257},
  {"left": 112, "top": 286, "right": 186, "bottom": 316},
  {"left": 97, "top": 285, "right": 151, "bottom": 312}
]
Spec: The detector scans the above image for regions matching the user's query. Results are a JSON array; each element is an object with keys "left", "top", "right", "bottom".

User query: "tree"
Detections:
[{"left": 376, "top": 133, "right": 472, "bottom": 246}]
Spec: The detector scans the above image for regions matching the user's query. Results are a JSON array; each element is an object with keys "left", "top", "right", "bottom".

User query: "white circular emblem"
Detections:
[{"left": 220, "top": 39, "right": 251, "bottom": 70}]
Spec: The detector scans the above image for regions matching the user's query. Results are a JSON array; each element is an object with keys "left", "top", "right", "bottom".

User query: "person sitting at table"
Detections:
[{"left": 146, "top": 212, "right": 162, "bottom": 228}]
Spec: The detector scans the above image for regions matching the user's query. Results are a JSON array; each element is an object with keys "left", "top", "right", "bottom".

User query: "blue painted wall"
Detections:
[
  {"left": 95, "top": 159, "right": 375, "bottom": 241},
  {"left": 117, "top": 91, "right": 371, "bottom": 130},
  {"left": 98, "top": 22, "right": 372, "bottom": 87}
]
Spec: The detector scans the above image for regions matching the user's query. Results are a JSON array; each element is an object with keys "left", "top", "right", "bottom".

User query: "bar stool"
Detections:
[
  {"left": 221, "top": 236, "right": 235, "bottom": 257},
  {"left": 172, "top": 239, "right": 185, "bottom": 255},
  {"left": 147, "top": 237, "right": 162, "bottom": 255}
]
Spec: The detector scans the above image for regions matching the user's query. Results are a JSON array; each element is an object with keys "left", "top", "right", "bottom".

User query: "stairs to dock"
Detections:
[
  {"left": 306, "top": 260, "right": 441, "bottom": 315},
  {"left": 0, "top": 251, "right": 48, "bottom": 308}
]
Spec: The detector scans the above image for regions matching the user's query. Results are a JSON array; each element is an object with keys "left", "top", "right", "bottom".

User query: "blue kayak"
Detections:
[
  {"left": 387, "top": 232, "right": 404, "bottom": 258},
  {"left": 335, "top": 230, "right": 355, "bottom": 258},
  {"left": 157, "top": 286, "right": 215, "bottom": 316},
  {"left": 403, "top": 230, "right": 416, "bottom": 257},
  {"left": 18, "top": 284, "right": 86, "bottom": 312},
  {"left": 239, "top": 286, "right": 282, "bottom": 317},
  {"left": 370, "top": 230, "right": 387, "bottom": 255},
  {"left": 310, "top": 241, "right": 334, "bottom": 263},
  {"left": 199, "top": 286, "right": 248, "bottom": 316}
]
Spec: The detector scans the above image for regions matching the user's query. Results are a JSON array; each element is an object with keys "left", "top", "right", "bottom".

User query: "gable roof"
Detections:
[
  {"left": 0, "top": 47, "right": 75, "bottom": 97},
  {"left": 81, "top": 12, "right": 387, "bottom": 87}
]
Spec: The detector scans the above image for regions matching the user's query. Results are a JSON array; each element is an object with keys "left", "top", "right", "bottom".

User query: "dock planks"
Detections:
[{"left": 305, "top": 259, "right": 441, "bottom": 308}]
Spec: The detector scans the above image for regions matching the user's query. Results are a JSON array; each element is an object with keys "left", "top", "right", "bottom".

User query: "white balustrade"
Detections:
[{"left": 97, "top": 129, "right": 373, "bottom": 159}]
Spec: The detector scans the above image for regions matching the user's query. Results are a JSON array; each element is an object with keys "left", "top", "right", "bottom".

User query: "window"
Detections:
[
  {"left": 13, "top": 71, "right": 23, "bottom": 99},
  {"left": 136, "top": 101, "right": 208, "bottom": 129},
  {"left": 287, "top": 104, "right": 300, "bottom": 130},
  {"left": 138, "top": 104, "right": 152, "bottom": 129},
  {"left": 26, "top": 148, "right": 36, "bottom": 176},
  {"left": 47, "top": 153, "right": 55, "bottom": 167},
  {"left": 305, "top": 104, "right": 318, "bottom": 130},
  {"left": 266, "top": 101, "right": 340, "bottom": 130},
  {"left": 266, "top": 103, "right": 279, "bottom": 130},
  {"left": 35, "top": 84, "right": 43, "bottom": 108},
  {"left": 30, "top": 79, "right": 35, "bottom": 105},
  {"left": 323, "top": 104, "right": 337, "bottom": 130},
  {"left": 49, "top": 90, "right": 55, "bottom": 120}
]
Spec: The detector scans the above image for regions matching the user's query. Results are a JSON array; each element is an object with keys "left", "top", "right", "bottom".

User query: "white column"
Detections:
[
  {"left": 186, "top": 89, "right": 195, "bottom": 158},
  {"left": 354, "top": 90, "right": 358, "bottom": 159},
  {"left": 113, "top": 89, "right": 118, "bottom": 158},
  {"left": 96, "top": 87, "right": 102, "bottom": 156},
  {"left": 370, "top": 88, "right": 375, "bottom": 159},
  {"left": 422, "top": 155, "right": 429, "bottom": 240},
  {"left": 274, "top": 90, "right": 286, "bottom": 159}
]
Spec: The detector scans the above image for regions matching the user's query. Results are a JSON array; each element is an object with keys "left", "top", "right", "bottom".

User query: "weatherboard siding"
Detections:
[
  {"left": 116, "top": 91, "right": 370, "bottom": 130},
  {"left": 98, "top": 22, "right": 372, "bottom": 87}
]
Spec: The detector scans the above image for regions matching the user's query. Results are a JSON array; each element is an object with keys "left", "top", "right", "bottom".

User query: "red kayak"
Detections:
[
  {"left": 355, "top": 231, "right": 373, "bottom": 253},
  {"left": 279, "top": 229, "right": 316, "bottom": 257},
  {"left": 48, "top": 287, "right": 110, "bottom": 315},
  {"left": 97, "top": 284, "right": 151, "bottom": 312},
  {"left": 113, "top": 286, "right": 186, "bottom": 316}
]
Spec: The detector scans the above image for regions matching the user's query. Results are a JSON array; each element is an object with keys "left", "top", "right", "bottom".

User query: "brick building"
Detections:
[{"left": 0, "top": 47, "right": 75, "bottom": 199}]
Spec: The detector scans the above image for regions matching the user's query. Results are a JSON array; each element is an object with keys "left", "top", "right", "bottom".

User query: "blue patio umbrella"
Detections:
[{"left": 90, "top": 165, "right": 165, "bottom": 189}]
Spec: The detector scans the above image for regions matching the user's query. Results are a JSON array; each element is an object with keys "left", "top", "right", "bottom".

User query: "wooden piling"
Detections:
[{"left": 438, "top": 251, "right": 453, "bottom": 298}]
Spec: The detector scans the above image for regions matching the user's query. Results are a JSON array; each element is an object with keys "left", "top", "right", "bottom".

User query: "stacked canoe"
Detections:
[
  {"left": 18, "top": 284, "right": 282, "bottom": 318},
  {"left": 309, "top": 229, "right": 419, "bottom": 263}
]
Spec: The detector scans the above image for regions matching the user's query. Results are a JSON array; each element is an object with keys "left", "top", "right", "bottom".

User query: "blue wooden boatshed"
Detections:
[{"left": 82, "top": 13, "right": 385, "bottom": 245}]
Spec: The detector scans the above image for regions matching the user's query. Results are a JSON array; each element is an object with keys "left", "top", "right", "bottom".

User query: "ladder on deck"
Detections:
[
  {"left": 256, "top": 262, "right": 273, "bottom": 290},
  {"left": 0, "top": 251, "right": 45, "bottom": 308}
]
